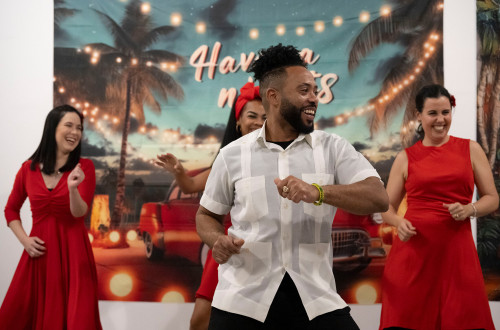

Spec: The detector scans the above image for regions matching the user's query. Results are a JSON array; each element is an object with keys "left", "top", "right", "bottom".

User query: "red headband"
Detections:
[{"left": 235, "top": 82, "right": 260, "bottom": 121}]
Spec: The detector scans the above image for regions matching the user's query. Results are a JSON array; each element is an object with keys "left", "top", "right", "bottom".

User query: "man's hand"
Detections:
[
  {"left": 274, "top": 176, "right": 319, "bottom": 204},
  {"left": 212, "top": 235, "right": 245, "bottom": 264}
]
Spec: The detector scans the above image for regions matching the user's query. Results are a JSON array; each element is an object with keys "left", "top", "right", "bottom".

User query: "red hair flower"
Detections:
[{"left": 450, "top": 95, "right": 456, "bottom": 107}]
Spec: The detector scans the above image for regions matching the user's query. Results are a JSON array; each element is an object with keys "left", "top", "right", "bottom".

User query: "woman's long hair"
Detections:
[
  {"left": 29, "top": 105, "right": 84, "bottom": 174},
  {"left": 220, "top": 101, "right": 241, "bottom": 149}
]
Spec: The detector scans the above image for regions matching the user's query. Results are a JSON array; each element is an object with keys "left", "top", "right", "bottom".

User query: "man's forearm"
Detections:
[
  {"left": 323, "top": 177, "right": 389, "bottom": 214},
  {"left": 196, "top": 206, "right": 225, "bottom": 248}
]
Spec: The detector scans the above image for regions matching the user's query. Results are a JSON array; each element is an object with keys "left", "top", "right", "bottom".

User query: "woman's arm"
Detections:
[
  {"left": 156, "top": 153, "right": 211, "bottom": 194},
  {"left": 8, "top": 220, "right": 46, "bottom": 257},
  {"left": 381, "top": 151, "right": 417, "bottom": 241},
  {"left": 470, "top": 140, "right": 499, "bottom": 216},
  {"left": 67, "top": 164, "right": 88, "bottom": 217}
]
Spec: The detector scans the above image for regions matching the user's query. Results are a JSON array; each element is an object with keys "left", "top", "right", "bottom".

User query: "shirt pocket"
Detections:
[
  {"left": 299, "top": 243, "right": 333, "bottom": 290},
  {"left": 234, "top": 175, "right": 268, "bottom": 221},
  {"left": 220, "top": 241, "right": 272, "bottom": 287},
  {"left": 301, "top": 173, "right": 334, "bottom": 218}
]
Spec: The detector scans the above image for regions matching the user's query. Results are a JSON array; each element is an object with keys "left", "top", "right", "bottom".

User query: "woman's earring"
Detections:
[{"left": 236, "top": 124, "right": 241, "bottom": 134}]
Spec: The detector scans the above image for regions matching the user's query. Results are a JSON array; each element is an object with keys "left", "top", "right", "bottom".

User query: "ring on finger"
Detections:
[{"left": 282, "top": 186, "right": 289, "bottom": 193}]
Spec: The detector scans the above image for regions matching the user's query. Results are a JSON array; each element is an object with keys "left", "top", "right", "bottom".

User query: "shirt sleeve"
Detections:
[
  {"left": 334, "top": 137, "right": 381, "bottom": 185},
  {"left": 78, "top": 158, "right": 96, "bottom": 214},
  {"left": 199, "top": 152, "right": 233, "bottom": 216},
  {"left": 4, "top": 163, "right": 28, "bottom": 225}
]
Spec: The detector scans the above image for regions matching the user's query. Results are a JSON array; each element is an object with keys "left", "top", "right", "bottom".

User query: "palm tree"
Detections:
[
  {"left": 87, "top": 0, "right": 185, "bottom": 235},
  {"left": 54, "top": 0, "right": 78, "bottom": 41},
  {"left": 348, "top": 0, "right": 443, "bottom": 147},
  {"left": 477, "top": 0, "right": 500, "bottom": 168}
]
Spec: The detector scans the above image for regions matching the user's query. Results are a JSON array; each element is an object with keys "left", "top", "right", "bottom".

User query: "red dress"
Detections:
[
  {"left": 0, "top": 159, "right": 102, "bottom": 330},
  {"left": 380, "top": 136, "right": 494, "bottom": 330}
]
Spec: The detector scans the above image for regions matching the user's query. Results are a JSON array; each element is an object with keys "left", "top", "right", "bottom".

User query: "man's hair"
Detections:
[{"left": 249, "top": 44, "right": 306, "bottom": 89}]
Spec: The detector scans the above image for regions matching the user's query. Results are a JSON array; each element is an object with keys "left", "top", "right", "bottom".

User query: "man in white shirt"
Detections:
[{"left": 196, "top": 44, "right": 389, "bottom": 330}]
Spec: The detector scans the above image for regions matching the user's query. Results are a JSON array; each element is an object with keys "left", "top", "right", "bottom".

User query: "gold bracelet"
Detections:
[
  {"left": 311, "top": 183, "right": 324, "bottom": 206},
  {"left": 470, "top": 202, "right": 478, "bottom": 218}
]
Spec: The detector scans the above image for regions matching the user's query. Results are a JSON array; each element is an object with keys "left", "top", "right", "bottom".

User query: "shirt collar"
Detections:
[{"left": 255, "top": 121, "right": 314, "bottom": 149}]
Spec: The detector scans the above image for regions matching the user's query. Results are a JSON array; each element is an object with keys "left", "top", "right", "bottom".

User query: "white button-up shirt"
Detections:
[{"left": 200, "top": 124, "right": 380, "bottom": 322}]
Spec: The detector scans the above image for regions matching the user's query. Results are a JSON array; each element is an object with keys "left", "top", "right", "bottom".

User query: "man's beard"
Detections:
[{"left": 280, "top": 97, "right": 315, "bottom": 134}]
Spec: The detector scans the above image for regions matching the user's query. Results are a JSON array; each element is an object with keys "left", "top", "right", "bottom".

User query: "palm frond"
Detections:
[
  {"left": 141, "top": 26, "right": 178, "bottom": 49},
  {"left": 142, "top": 50, "right": 186, "bottom": 65},
  {"left": 93, "top": 9, "right": 140, "bottom": 55}
]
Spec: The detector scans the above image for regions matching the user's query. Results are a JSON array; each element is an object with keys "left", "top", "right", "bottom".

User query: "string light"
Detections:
[
  {"left": 249, "top": 28, "right": 259, "bottom": 40},
  {"left": 333, "top": 16, "right": 343, "bottom": 27},
  {"left": 141, "top": 2, "right": 151, "bottom": 14},
  {"left": 380, "top": 5, "right": 391, "bottom": 16},
  {"left": 296, "top": 26, "right": 305, "bottom": 36},
  {"left": 196, "top": 22, "right": 206, "bottom": 34},
  {"left": 359, "top": 11, "right": 370, "bottom": 23},
  {"left": 314, "top": 21, "right": 325, "bottom": 33},
  {"left": 171, "top": 13, "right": 182, "bottom": 26},
  {"left": 276, "top": 24, "right": 286, "bottom": 36}
]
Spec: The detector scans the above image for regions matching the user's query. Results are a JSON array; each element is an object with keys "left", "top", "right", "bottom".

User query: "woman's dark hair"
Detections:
[
  {"left": 220, "top": 101, "right": 241, "bottom": 149},
  {"left": 415, "top": 84, "right": 452, "bottom": 113},
  {"left": 29, "top": 104, "right": 84, "bottom": 174},
  {"left": 414, "top": 84, "right": 452, "bottom": 139}
]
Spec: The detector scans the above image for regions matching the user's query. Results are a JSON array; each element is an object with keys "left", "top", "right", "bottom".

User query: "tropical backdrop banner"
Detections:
[
  {"left": 53, "top": 0, "right": 444, "bottom": 303},
  {"left": 477, "top": 0, "right": 500, "bottom": 302}
]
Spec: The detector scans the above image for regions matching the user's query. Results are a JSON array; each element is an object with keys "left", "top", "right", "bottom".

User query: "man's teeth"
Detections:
[{"left": 304, "top": 109, "right": 315, "bottom": 115}]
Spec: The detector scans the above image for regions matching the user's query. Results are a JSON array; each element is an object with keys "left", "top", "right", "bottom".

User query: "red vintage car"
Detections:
[
  {"left": 139, "top": 174, "right": 386, "bottom": 273},
  {"left": 138, "top": 169, "right": 213, "bottom": 266},
  {"left": 330, "top": 208, "right": 386, "bottom": 273}
]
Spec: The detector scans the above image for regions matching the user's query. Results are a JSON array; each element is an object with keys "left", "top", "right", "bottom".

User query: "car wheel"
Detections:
[
  {"left": 199, "top": 243, "right": 210, "bottom": 267},
  {"left": 143, "top": 232, "right": 163, "bottom": 261},
  {"left": 332, "top": 258, "right": 371, "bottom": 274}
]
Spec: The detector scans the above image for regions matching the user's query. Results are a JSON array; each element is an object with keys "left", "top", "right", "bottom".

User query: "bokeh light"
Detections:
[
  {"left": 109, "top": 273, "right": 133, "bottom": 297},
  {"left": 109, "top": 230, "right": 120, "bottom": 243}
]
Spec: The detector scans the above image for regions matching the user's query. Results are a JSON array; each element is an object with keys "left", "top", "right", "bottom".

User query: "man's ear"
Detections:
[{"left": 266, "top": 87, "right": 280, "bottom": 107}]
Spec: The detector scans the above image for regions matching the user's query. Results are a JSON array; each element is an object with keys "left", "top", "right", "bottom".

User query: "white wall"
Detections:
[{"left": 0, "top": 1, "right": 497, "bottom": 329}]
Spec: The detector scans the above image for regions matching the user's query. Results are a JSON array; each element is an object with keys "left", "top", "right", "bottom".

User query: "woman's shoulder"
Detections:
[{"left": 79, "top": 158, "right": 95, "bottom": 169}]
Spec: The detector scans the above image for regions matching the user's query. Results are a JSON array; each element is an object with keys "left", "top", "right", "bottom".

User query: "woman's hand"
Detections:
[
  {"left": 67, "top": 163, "right": 85, "bottom": 190},
  {"left": 155, "top": 153, "right": 185, "bottom": 176},
  {"left": 397, "top": 218, "right": 417, "bottom": 242},
  {"left": 443, "top": 202, "right": 472, "bottom": 221},
  {"left": 22, "top": 236, "right": 46, "bottom": 258}
]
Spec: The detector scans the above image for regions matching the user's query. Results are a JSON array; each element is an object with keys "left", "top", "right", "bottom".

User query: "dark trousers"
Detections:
[{"left": 208, "top": 273, "right": 359, "bottom": 330}]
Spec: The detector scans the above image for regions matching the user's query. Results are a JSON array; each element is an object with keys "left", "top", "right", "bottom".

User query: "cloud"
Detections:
[
  {"left": 81, "top": 137, "right": 117, "bottom": 156},
  {"left": 193, "top": 123, "right": 225, "bottom": 143},
  {"left": 352, "top": 141, "right": 370, "bottom": 151}
]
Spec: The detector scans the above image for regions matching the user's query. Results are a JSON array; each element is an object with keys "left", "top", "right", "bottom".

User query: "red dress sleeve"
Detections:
[
  {"left": 78, "top": 158, "right": 96, "bottom": 216},
  {"left": 4, "top": 162, "right": 29, "bottom": 225}
]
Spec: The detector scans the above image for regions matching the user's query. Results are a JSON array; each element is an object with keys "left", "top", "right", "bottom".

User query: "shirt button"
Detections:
[{"left": 283, "top": 203, "right": 288, "bottom": 209}]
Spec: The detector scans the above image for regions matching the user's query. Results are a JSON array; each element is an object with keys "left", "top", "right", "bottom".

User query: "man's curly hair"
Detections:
[{"left": 249, "top": 44, "right": 306, "bottom": 88}]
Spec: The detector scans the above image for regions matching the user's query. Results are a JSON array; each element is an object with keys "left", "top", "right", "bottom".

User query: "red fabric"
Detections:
[
  {"left": 195, "top": 249, "right": 218, "bottom": 301},
  {"left": 234, "top": 82, "right": 260, "bottom": 121},
  {"left": 380, "top": 136, "right": 494, "bottom": 330},
  {"left": 1, "top": 159, "right": 102, "bottom": 330}
]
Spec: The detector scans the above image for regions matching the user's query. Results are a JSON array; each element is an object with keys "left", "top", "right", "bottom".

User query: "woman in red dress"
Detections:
[
  {"left": 0, "top": 105, "right": 102, "bottom": 329},
  {"left": 379, "top": 85, "right": 498, "bottom": 330},
  {"left": 155, "top": 82, "right": 265, "bottom": 330}
]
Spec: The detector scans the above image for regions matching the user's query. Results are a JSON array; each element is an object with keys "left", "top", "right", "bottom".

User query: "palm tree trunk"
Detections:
[
  {"left": 487, "top": 66, "right": 500, "bottom": 168},
  {"left": 477, "top": 61, "right": 490, "bottom": 154},
  {"left": 111, "top": 77, "right": 132, "bottom": 229}
]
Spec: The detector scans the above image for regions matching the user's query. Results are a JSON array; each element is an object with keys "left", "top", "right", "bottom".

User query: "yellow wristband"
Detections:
[{"left": 311, "top": 183, "right": 324, "bottom": 206}]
